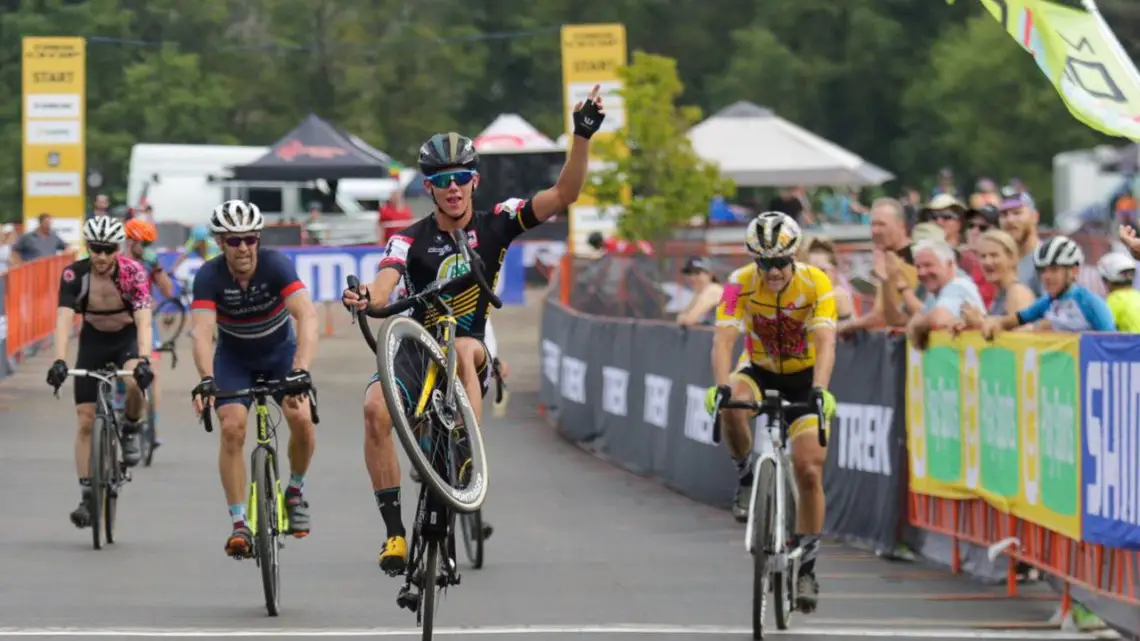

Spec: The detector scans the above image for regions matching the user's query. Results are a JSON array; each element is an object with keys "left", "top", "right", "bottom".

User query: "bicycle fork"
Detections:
[{"left": 746, "top": 442, "right": 804, "bottom": 587}]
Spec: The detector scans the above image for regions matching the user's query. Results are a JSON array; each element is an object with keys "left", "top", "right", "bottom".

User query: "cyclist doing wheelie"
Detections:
[
  {"left": 124, "top": 218, "right": 175, "bottom": 449},
  {"left": 45, "top": 217, "right": 156, "bottom": 529},
  {"left": 705, "top": 212, "right": 839, "bottom": 613},
  {"left": 341, "top": 86, "right": 605, "bottom": 577},
  {"left": 188, "top": 200, "right": 320, "bottom": 558}
]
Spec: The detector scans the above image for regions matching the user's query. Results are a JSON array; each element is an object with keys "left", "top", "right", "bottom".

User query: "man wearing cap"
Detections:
[
  {"left": 677, "top": 256, "right": 722, "bottom": 326},
  {"left": 997, "top": 186, "right": 1044, "bottom": 297},
  {"left": 965, "top": 204, "right": 998, "bottom": 252},
  {"left": 920, "top": 195, "right": 994, "bottom": 309}
]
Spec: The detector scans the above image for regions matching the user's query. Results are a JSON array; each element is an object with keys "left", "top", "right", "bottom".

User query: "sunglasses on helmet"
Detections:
[{"left": 426, "top": 169, "right": 477, "bottom": 189}]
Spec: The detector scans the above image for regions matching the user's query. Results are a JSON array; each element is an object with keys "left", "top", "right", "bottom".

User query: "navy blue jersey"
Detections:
[{"left": 191, "top": 249, "right": 307, "bottom": 354}]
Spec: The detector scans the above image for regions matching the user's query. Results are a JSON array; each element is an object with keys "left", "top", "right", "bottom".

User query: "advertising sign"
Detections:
[
  {"left": 560, "top": 24, "right": 627, "bottom": 254},
  {"left": 1080, "top": 334, "right": 1140, "bottom": 549},
  {"left": 22, "top": 37, "right": 86, "bottom": 248},
  {"left": 906, "top": 331, "right": 1082, "bottom": 540}
]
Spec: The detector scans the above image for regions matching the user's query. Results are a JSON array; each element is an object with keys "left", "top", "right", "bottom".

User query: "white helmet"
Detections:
[
  {"left": 1097, "top": 252, "right": 1137, "bottom": 284},
  {"left": 746, "top": 211, "right": 802, "bottom": 259},
  {"left": 209, "top": 200, "right": 264, "bottom": 234},
  {"left": 1034, "top": 235, "right": 1084, "bottom": 268},
  {"left": 83, "top": 216, "right": 125, "bottom": 244}
]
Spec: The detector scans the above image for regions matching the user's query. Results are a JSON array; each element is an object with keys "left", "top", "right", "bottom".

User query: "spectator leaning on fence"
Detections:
[
  {"left": 676, "top": 256, "right": 722, "bottom": 326},
  {"left": 920, "top": 194, "right": 994, "bottom": 308},
  {"left": 906, "top": 239, "right": 985, "bottom": 349},
  {"left": 1097, "top": 252, "right": 1140, "bottom": 333},
  {"left": 997, "top": 185, "right": 1044, "bottom": 297},
  {"left": 958, "top": 230, "right": 1036, "bottom": 332},
  {"left": 839, "top": 197, "right": 914, "bottom": 333},
  {"left": 882, "top": 221, "right": 944, "bottom": 327},
  {"left": 10, "top": 213, "right": 68, "bottom": 265},
  {"left": 980, "top": 236, "right": 1115, "bottom": 337},
  {"left": 800, "top": 236, "right": 855, "bottom": 321}
]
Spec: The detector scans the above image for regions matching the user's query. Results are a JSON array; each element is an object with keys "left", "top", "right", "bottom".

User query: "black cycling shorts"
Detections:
[
  {"left": 368, "top": 338, "right": 491, "bottom": 414},
  {"left": 74, "top": 323, "right": 139, "bottom": 405},
  {"left": 730, "top": 365, "right": 819, "bottom": 440}
]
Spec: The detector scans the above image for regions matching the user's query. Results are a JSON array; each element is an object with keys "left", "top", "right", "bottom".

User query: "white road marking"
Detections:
[{"left": 0, "top": 624, "right": 1114, "bottom": 638}]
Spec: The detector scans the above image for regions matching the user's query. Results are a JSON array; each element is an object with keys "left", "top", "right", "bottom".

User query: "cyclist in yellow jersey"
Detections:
[
  {"left": 1098, "top": 252, "right": 1140, "bottom": 332},
  {"left": 705, "top": 211, "right": 838, "bottom": 613}
]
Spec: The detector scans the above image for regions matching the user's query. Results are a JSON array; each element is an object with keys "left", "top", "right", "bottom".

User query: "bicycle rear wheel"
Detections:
[
  {"left": 751, "top": 459, "right": 777, "bottom": 639},
  {"left": 154, "top": 298, "right": 187, "bottom": 344},
  {"left": 772, "top": 473, "right": 796, "bottom": 631},
  {"left": 421, "top": 541, "right": 441, "bottom": 641},
  {"left": 142, "top": 393, "right": 157, "bottom": 467},
  {"left": 103, "top": 425, "right": 119, "bottom": 545},
  {"left": 252, "top": 447, "right": 281, "bottom": 616},
  {"left": 89, "top": 415, "right": 110, "bottom": 550},
  {"left": 375, "top": 316, "right": 488, "bottom": 514}
]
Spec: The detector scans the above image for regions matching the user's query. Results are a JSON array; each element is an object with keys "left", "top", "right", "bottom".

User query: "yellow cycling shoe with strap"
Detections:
[{"left": 379, "top": 535, "right": 408, "bottom": 575}]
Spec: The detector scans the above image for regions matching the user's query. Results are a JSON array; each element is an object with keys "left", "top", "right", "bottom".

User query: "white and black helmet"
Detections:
[
  {"left": 1097, "top": 252, "right": 1137, "bottom": 284},
  {"left": 209, "top": 200, "right": 264, "bottom": 234},
  {"left": 1034, "top": 235, "right": 1084, "bottom": 268},
  {"left": 83, "top": 216, "right": 125, "bottom": 244},
  {"left": 745, "top": 211, "right": 802, "bottom": 259}
]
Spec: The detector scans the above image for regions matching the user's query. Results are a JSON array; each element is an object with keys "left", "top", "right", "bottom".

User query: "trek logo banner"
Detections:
[
  {"left": 1080, "top": 334, "right": 1140, "bottom": 550},
  {"left": 156, "top": 245, "right": 526, "bottom": 305}
]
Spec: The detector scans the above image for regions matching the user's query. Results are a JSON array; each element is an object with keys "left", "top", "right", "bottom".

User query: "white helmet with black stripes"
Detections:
[
  {"left": 83, "top": 216, "right": 125, "bottom": 244},
  {"left": 745, "top": 211, "right": 802, "bottom": 259},
  {"left": 1034, "top": 235, "right": 1084, "bottom": 268},
  {"left": 209, "top": 200, "right": 264, "bottom": 234}
]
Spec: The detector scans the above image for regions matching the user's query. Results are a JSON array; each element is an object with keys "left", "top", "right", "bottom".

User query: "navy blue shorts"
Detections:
[{"left": 214, "top": 341, "right": 296, "bottom": 409}]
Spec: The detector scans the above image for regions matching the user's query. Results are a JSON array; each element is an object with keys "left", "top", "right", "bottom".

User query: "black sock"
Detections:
[
  {"left": 374, "top": 488, "right": 405, "bottom": 538},
  {"left": 735, "top": 456, "right": 753, "bottom": 485},
  {"left": 79, "top": 478, "right": 91, "bottom": 499}
]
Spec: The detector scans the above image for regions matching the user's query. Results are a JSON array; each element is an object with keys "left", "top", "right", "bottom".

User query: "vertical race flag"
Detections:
[
  {"left": 22, "top": 37, "right": 86, "bottom": 248},
  {"left": 560, "top": 24, "right": 627, "bottom": 254},
  {"left": 963, "top": 0, "right": 1140, "bottom": 140}
]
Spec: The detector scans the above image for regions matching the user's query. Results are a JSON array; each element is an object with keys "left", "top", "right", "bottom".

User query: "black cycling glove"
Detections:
[
  {"left": 192, "top": 376, "right": 217, "bottom": 402},
  {"left": 284, "top": 368, "right": 312, "bottom": 395},
  {"left": 46, "top": 359, "right": 68, "bottom": 389},
  {"left": 133, "top": 357, "right": 154, "bottom": 392},
  {"left": 572, "top": 98, "right": 606, "bottom": 139}
]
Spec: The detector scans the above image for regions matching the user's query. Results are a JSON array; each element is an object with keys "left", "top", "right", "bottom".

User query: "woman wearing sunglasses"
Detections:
[
  {"left": 188, "top": 200, "right": 321, "bottom": 558},
  {"left": 45, "top": 216, "right": 156, "bottom": 531},
  {"left": 342, "top": 85, "right": 607, "bottom": 576}
]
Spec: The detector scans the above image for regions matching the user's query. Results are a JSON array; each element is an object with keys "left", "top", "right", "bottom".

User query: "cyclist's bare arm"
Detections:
[
  {"left": 53, "top": 308, "right": 76, "bottom": 362},
  {"left": 348, "top": 268, "right": 401, "bottom": 311},
  {"left": 811, "top": 325, "right": 837, "bottom": 389},
  {"left": 133, "top": 308, "right": 154, "bottom": 357},
  {"left": 154, "top": 270, "right": 175, "bottom": 299},
  {"left": 529, "top": 134, "right": 593, "bottom": 222},
  {"left": 712, "top": 324, "right": 739, "bottom": 388},
  {"left": 285, "top": 290, "right": 318, "bottom": 371},
  {"left": 191, "top": 310, "right": 217, "bottom": 378}
]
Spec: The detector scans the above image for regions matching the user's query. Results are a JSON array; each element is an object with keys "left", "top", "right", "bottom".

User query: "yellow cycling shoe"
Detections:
[{"left": 379, "top": 535, "right": 408, "bottom": 576}]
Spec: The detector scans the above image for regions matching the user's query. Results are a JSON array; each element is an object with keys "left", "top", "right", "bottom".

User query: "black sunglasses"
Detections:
[
  {"left": 755, "top": 256, "right": 794, "bottom": 270},
  {"left": 88, "top": 242, "right": 119, "bottom": 255},
  {"left": 968, "top": 222, "right": 991, "bottom": 231},
  {"left": 930, "top": 212, "right": 960, "bottom": 221},
  {"left": 223, "top": 235, "right": 259, "bottom": 248}
]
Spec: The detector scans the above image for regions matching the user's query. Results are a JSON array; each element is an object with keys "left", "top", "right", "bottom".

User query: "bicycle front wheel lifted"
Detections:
[{"left": 375, "top": 316, "right": 489, "bottom": 514}]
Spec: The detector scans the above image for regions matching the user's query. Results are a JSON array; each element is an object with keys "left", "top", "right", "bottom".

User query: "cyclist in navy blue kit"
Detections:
[
  {"left": 981, "top": 235, "right": 1115, "bottom": 337},
  {"left": 342, "top": 85, "right": 607, "bottom": 576},
  {"left": 188, "top": 200, "right": 321, "bottom": 559}
]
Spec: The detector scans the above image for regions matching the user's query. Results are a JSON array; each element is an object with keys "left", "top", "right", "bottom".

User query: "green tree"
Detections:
[
  {"left": 588, "top": 51, "right": 733, "bottom": 242},
  {"left": 894, "top": 12, "right": 1107, "bottom": 215}
]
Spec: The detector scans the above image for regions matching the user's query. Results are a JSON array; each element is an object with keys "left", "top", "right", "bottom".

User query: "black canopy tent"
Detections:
[{"left": 229, "top": 114, "right": 394, "bottom": 181}]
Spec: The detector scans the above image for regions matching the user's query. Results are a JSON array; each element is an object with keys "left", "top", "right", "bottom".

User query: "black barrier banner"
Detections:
[
  {"left": 0, "top": 273, "right": 9, "bottom": 380},
  {"left": 539, "top": 297, "right": 907, "bottom": 537},
  {"left": 822, "top": 331, "right": 907, "bottom": 551}
]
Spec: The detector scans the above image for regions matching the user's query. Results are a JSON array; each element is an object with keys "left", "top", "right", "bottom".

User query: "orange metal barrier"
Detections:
[
  {"left": 5, "top": 253, "right": 75, "bottom": 362},
  {"left": 909, "top": 493, "right": 1140, "bottom": 618}
]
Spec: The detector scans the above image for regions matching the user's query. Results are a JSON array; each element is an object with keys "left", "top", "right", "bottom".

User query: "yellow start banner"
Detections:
[
  {"left": 560, "top": 24, "right": 627, "bottom": 254},
  {"left": 22, "top": 37, "right": 86, "bottom": 246},
  {"left": 906, "top": 331, "right": 1082, "bottom": 540}
]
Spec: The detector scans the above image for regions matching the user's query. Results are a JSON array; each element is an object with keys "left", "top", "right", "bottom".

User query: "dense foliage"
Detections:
[{"left": 3, "top": 0, "right": 1138, "bottom": 220}]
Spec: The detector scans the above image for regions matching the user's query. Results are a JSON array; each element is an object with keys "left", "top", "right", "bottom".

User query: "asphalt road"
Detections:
[{"left": 0, "top": 296, "right": 1114, "bottom": 641}]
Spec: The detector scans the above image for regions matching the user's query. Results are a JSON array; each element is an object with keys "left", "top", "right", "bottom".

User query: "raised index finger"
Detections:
[{"left": 589, "top": 84, "right": 601, "bottom": 102}]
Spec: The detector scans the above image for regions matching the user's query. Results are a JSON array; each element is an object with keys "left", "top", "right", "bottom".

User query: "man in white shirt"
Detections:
[{"left": 906, "top": 238, "right": 985, "bottom": 350}]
